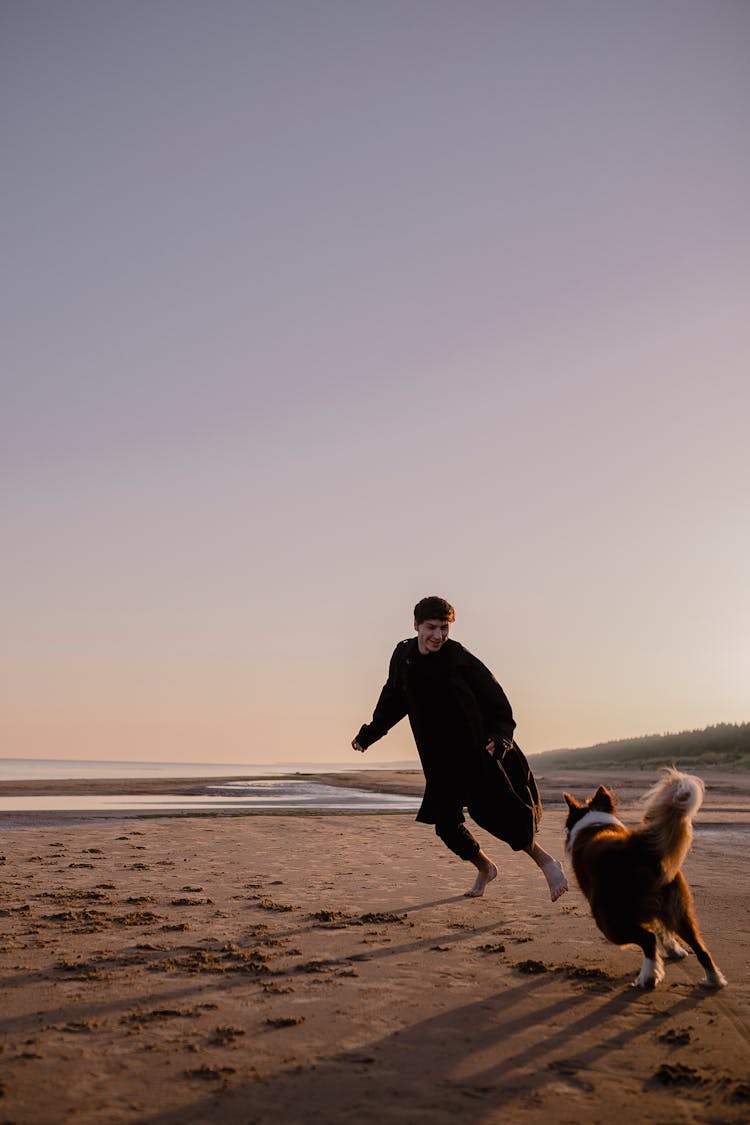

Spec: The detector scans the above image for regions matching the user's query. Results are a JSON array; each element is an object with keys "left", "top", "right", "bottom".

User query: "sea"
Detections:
[{"left": 0, "top": 757, "right": 421, "bottom": 816}]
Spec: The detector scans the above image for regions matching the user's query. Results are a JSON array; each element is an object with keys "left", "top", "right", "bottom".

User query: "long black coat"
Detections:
[{"left": 355, "top": 638, "right": 541, "bottom": 848}]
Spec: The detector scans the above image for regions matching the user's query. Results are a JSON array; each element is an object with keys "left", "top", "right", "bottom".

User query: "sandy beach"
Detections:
[{"left": 1, "top": 768, "right": 748, "bottom": 1123}]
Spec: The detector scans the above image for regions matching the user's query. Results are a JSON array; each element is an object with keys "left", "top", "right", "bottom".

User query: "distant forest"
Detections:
[{"left": 528, "top": 722, "right": 750, "bottom": 770}]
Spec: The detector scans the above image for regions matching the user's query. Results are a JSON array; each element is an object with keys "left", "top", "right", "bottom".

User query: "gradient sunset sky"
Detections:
[{"left": 3, "top": 1, "right": 748, "bottom": 766}]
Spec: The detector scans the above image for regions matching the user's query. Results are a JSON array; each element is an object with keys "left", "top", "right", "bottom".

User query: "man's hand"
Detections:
[
  {"left": 486, "top": 738, "right": 513, "bottom": 759},
  {"left": 352, "top": 739, "right": 365, "bottom": 753}
]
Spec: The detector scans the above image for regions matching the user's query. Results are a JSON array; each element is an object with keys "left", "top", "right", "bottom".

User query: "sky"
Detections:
[{"left": 2, "top": 1, "right": 748, "bottom": 767}]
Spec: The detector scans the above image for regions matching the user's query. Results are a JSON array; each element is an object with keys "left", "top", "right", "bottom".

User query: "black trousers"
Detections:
[
  {"left": 435, "top": 796, "right": 534, "bottom": 860},
  {"left": 435, "top": 818, "right": 481, "bottom": 860}
]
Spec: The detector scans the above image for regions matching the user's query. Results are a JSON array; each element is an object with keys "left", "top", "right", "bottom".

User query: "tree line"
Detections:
[{"left": 528, "top": 722, "right": 750, "bottom": 770}]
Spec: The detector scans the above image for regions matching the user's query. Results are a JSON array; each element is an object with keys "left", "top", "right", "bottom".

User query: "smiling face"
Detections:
[{"left": 414, "top": 617, "right": 451, "bottom": 655}]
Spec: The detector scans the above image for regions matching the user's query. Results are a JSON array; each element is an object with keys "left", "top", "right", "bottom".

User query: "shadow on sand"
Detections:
[{"left": 136, "top": 966, "right": 723, "bottom": 1124}]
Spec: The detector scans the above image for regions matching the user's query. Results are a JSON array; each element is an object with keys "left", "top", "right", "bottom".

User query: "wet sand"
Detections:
[{"left": 1, "top": 769, "right": 748, "bottom": 1122}]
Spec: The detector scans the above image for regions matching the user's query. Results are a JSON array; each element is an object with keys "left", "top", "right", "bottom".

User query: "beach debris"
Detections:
[
  {"left": 515, "top": 959, "right": 549, "bottom": 974},
  {"left": 294, "top": 958, "right": 353, "bottom": 975},
  {"left": 55, "top": 958, "right": 103, "bottom": 980},
  {"left": 659, "top": 1027, "right": 692, "bottom": 1046},
  {"left": 653, "top": 1063, "right": 708, "bottom": 1088},
  {"left": 255, "top": 935, "right": 286, "bottom": 949},
  {"left": 359, "top": 911, "right": 407, "bottom": 924},
  {"left": 256, "top": 898, "right": 298, "bottom": 912},
  {"left": 54, "top": 947, "right": 156, "bottom": 979},
  {"left": 13, "top": 1048, "right": 44, "bottom": 1061},
  {"left": 122, "top": 1008, "right": 203, "bottom": 1026},
  {"left": 39, "top": 889, "right": 110, "bottom": 902},
  {"left": 42, "top": 909, "right": 111, "bottom": 932},
  {"left": 310, "top": 909, "right": 357, "bottom": 925},
  {"left": 560, "top": 965, "right": 613, "bottom": 983},
  {"left": 209, "top": 1025, "right": 246, "bottom": 1046},
  {"left": 115, "top": 911, "right": 164, "bottom": 927},
  {"left": 266, "top": 1016, "right": 305, "bottom": 1028},
  {"left": 58, "top": 1020, "right": 99, "bottom": 1033},
  {"left": 184, "top": 1065, "right": 237, "bottom": 1081},
  {"left": 154, "top": 945, "right": 270, "bottom": 975},
  {"left": 651, "top": 1064, "right": 749, "bottom": 1103}
]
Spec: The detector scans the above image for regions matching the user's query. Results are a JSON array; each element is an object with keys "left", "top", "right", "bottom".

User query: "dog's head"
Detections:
[{"left": 563, "top": 785, "right": 617, "bottom": 835}]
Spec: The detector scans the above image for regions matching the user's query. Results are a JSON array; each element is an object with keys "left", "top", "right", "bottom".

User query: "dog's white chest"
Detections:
[{"left": 566, "top": 810, "right": 626, "bottom": 851}]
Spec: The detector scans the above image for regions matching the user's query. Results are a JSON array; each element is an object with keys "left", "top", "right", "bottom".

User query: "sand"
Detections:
[{"left": 1, "top": 768, "right": 748, "bottom": 1123}]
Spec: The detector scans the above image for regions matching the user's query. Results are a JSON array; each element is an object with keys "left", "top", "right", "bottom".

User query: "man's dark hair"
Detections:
[{"left": 413, "top": 596, "right": 455, "bottom": 624}]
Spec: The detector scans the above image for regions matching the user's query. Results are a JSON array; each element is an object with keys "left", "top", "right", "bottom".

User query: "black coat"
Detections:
[{"left": 355, "top": 638, "right": 542, "bottom": 847}]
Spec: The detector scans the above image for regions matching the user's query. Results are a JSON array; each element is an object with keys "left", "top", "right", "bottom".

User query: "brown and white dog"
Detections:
[{"left": 564, "top": 768, "right": 727, "bottom": 989}]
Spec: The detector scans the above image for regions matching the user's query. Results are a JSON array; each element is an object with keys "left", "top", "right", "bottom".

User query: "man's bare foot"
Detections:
[
  {"left": 541, "top": 858, "right": 568, "bottom": 902},
  {"left": 464, "top": 859, "right": 497, "bottom": 898}
]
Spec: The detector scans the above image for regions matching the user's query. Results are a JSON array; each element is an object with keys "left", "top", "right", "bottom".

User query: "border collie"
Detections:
[{"left": 563, "top": 768, "right": 727, "bottom": 990}]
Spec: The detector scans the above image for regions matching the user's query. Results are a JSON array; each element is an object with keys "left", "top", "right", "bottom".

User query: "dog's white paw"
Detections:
[
  {"left": 662, "top": 938, "right": 689, "bottom": 961},
  {"left": 701, "top": 968, "right": 728, "bottom": 989},
  {"left": 635, "top": 956, "right": 664, "bottom": 989}
]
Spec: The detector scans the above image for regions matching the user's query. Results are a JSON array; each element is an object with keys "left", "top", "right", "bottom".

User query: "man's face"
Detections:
[{"left": 414, "top": 617, "right": 450, "bottom": 655}]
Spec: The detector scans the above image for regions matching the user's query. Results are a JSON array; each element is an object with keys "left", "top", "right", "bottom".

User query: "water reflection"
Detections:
[{"left": 0, "top": 779, "right": 419, "bottom": 815}]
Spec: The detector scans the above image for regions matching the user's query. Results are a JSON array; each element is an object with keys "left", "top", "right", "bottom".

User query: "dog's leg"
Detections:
[
  {"left": 597, "top": 913, "right": 666, "bottom": 989},
  {"left": 669, "top": 875, "right": 727, "bottom": 989},
  {"left": 632, "top": 928, "right": 664, "bottom": 989},
  {"left": 672, "top": 917, "right": 727, "bottom": 988},
  {"left": 659, "top": 931, "right": 690, "bottom": 961}
]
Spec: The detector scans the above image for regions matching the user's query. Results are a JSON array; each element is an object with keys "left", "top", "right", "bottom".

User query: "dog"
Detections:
[{"left": 563, "top": 768, "right": 727, "bottom": 990}]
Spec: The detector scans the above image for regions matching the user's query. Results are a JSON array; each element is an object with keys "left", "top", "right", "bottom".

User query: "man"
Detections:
[{"left": 352, "top": 596, "right": 568, "bottom": 902}]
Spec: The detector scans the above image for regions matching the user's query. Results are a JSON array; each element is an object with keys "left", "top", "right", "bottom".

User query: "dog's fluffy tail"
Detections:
[{"left": 640, "top": 768, "right": 705, "bottom": 881}]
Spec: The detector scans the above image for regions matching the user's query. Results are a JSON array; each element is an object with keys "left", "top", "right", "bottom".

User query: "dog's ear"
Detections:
[
  {"left": 589, "top": 785, "right": 615, "bottom": 812},
  {"left": 563, "top": 793, "right": 579, "bottom": 810}
]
